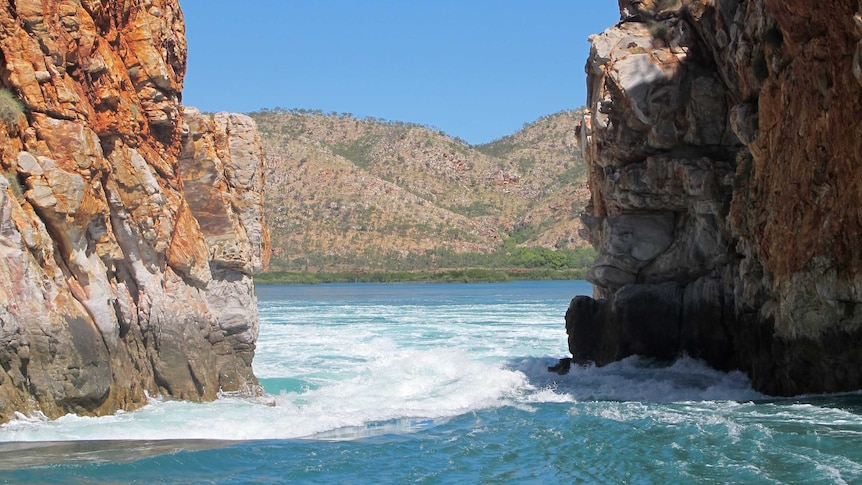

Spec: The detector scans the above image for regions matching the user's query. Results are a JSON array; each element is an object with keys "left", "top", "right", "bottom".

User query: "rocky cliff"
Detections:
[
  {"left": 574, "top": 0, "right": 862, "bottom": 395},
  {"left": 0, "top": 1, "right": 268, "bottom": 422}
]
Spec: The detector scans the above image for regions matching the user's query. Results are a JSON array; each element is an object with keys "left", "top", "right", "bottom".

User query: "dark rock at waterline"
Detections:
[
  {"left": 547, "top": 358, "right": 573, "bottom": 375},
  {"left": 565, "top": 283, "right": 684, "bottom": 366},
  {"left": 565, "top": 295, "right": 604, "bottom": 363}
]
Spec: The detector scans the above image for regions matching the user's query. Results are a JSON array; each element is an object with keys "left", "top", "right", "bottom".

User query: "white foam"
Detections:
[
  {"left": 0, "top": 283, "right": 778, "bottom": 443},
  {"left": 0, "top": 347, "right": 532, "bottom": 442},
  {"left": 517, "top": 355, "right": 765, "bottom": 403},
  {"left": 0, "top": 352, "right": 771, "bottom": 442}
]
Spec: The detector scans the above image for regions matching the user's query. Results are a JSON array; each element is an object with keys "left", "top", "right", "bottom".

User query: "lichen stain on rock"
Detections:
[{"left": 0, "top": 1, "right": 269, "bottom": 422}]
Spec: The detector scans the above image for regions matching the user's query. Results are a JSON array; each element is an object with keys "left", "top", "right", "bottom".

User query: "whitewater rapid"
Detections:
[{"left": 0, "top": 281, "right": 768, "bottom": 442}]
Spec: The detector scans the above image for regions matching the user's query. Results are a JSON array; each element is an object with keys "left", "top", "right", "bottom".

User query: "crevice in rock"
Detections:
[{"left": 21, "top": 103, "right": 77, "bottom": 122}]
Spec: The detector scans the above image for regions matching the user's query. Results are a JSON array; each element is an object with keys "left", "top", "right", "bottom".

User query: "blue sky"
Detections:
[{"left": 179, "top": 1, "right": 620, "bottom": 145}]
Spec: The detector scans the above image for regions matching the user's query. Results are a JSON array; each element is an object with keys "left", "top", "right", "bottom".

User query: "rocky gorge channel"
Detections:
[
  {"left": 570, "top": 0, "right": 862, "bottom": 395},
  {"left": 2, "top": 0, "right": 862, "bottom": 424}
]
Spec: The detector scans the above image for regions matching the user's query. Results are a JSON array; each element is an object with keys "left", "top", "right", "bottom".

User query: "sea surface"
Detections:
[{"left": 1, "top": 280, "right": 861, "bottom": 484}]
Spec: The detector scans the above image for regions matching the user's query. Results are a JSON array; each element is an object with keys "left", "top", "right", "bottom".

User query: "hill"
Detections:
[{"left": 249, "top": 108, "right": 592, "bottom": 273}]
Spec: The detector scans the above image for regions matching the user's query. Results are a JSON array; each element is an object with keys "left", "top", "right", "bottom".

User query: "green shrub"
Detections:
[
  {"left": 646, "top": 19, "right": 669, "bottom": 40},
  {"left": 330, "top": 138, "right": 377, "bottom": 169},
  {"left": 4, "top": 171, "right": 24, "bottom": 197},
  {"left": 0, "top": 89, "right": 24, "bottom": 127}
]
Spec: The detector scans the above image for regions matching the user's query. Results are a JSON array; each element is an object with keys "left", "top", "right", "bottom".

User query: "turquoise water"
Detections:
[{"left": 2, "top": 281, "right": 862, "bottom": 483}]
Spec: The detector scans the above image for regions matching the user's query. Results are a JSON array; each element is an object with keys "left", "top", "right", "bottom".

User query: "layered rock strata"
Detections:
[
  {"left": 575, "top": 0, "right": 862, "bottom": 395},
  {"left": 0, "top": 1, "right": 268, "bottom": 422}
]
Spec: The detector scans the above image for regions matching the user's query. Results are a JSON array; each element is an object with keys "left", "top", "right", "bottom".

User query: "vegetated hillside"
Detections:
[
  {"left": 474, "top": 111, "right": 591, "bottom": 249},
  {"left": 250, "top": 108, "right": 591, "bottom": 272}
]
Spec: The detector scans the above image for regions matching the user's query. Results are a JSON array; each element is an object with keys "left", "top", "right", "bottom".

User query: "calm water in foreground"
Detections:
[{"left": 1, "top": 281, "right": 861, "bottom": 483}]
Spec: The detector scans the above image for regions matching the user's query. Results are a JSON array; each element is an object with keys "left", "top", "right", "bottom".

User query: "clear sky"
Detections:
[{"left": 179, "top": 1, "right": 620, "bottom": 145}]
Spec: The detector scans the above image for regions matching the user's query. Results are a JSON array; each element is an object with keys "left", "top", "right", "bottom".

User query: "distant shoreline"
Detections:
[{"left": 254, "top": 268, "right": 589, "bottom": 285}]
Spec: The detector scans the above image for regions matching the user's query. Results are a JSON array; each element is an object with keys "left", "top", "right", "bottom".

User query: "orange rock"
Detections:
[{"left": 0, "top": 0, "right": 267, "bottom": 422}]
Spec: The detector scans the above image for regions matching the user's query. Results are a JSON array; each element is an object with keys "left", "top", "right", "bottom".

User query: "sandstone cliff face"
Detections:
[
  {"left": 0, "top": 1, "right": 268, "bottom": 421},
  {"left": 180, "top": 108, "right": 271, "bottom": 389},
  {"left": 576, "top": 0, "right": 862, "bottom": 395}
]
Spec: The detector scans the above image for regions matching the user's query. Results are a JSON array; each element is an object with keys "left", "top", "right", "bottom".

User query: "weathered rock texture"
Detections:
[
  {"left": 576, "top": 0, "right": 862, "bottom": 395},
  {"left": 0, "top": 1, "right": 269, "bottom": 422}
]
